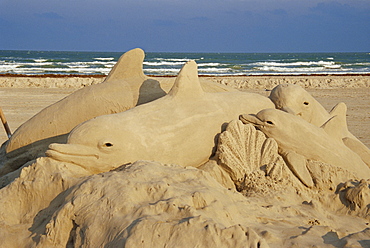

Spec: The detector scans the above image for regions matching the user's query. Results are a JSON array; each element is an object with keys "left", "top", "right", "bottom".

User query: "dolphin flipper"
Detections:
[{"left": 281, "top": 150, "right": 314, "bottom": 188}]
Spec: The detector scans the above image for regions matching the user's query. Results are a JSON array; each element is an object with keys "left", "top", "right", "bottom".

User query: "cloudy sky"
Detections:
[{"left": 0, "top": 0, "right": 369, "bottom": 52}]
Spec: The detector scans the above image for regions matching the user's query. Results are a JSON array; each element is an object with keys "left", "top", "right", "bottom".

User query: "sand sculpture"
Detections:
[
  {"left": 214, "top": 119, "right": 368, "bottom": 190},
  {"left": 46, "top": 60, "right": 274, "bottom": 171},
  {"left": 269, "top": 84, "right": 370, "bottom": 167},
  {"left": 0, "top": 49, "right": 235, "bottom": 177},
  {"left": 239, "top": 109, "right": 370, "bottom": 187},
  {"left": 215, "top": 120, "right": 286, "bottom": 188},
  {"left": 0, "top": 55, "right": 369, "bottom": 247},
  {"left": 6, "top": 48, "right": 146, "bottom": 151},
  {"left": 0, "top": 48, "right": 148, "bottom": 176}
]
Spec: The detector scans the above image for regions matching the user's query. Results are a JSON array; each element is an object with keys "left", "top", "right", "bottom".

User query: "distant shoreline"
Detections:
[{"left": 1, "top": 73, "right": 370, "bottom": 78}]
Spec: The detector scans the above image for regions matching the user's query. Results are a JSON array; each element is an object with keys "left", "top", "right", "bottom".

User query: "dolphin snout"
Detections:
[
  {"left": 46, "top": 143, "right": 100, "bottom": 166},
  {"left": 46, "top": 143, "right": 121, "bottom": 174},
  {"left": 239, "top": 114, "right": 264, "bottom": 126}
]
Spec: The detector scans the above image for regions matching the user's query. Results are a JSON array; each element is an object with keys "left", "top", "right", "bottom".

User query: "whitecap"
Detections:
[
  {"left": 144, "top": 61, "right": 186, "bottom": 66},
  {"left": 198, "top": 68, "right": 232, "bottom": 72},
  {"left": 34, "top": 59, "right": 48, "bottom": 63},
  {"left": 94, "top": 57, "right": 115, "bottom": 61},
  {"left": 255, "top": 65, "right": 348, "bottom": 73},
  {"left": 254, "top": 61, "right": 335, "bottom": 67},
  {"left": 197, "top": 63, "right": 223, "bottom": 67},
  {"left": 155, "top": 58, "right": 190, "bottom": 62},
  {"left": 144, "top": 68, "right": 180, "bottom": 74},
  {"left": 324, "top": 64, "right": 341, "bottom": 69}
]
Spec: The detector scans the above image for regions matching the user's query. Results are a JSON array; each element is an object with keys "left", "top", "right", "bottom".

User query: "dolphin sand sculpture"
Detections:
[
  {"left": 46, "top": 61, "right": 274, "bottom": 173},
  {"left": 0, "top": 49, "right": 236, "bottom": 177},
  {"left": 240, "top": 109, "right": 370, "bottom": 187},
  {"left": 268, "top": 84, "right": 370, "bottom": 167},
  {"left": 0, "top": 48, "right": 150, "bottom": 176}
]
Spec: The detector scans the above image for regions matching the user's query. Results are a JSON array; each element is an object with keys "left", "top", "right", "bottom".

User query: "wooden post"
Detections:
[{"left": 0, "top": 107, "right": 11, "bottom": 139}]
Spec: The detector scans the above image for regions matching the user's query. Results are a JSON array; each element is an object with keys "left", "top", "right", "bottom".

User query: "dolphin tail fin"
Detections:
[
  {"left": 168, "top": 60, "right": 204, "bottom": 99},
  {"left": 104, "top": 48, "right": 146, "bottom": 84}
]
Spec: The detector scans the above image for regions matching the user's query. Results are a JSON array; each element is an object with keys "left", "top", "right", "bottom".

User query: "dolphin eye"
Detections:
[
  {"left": 104, "top": 142, "right": 113, "bottom": 147},
  {"left": 303, "top": 101, "right": 309, "bottom": 105},
  {"left": 266, "top": 121, "right": 274, "bottom": 125},
  {"left": 98, "top": 141, "right": 114, "bottom": 150}
]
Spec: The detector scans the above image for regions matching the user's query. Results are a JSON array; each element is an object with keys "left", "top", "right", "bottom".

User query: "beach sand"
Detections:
[{"left": 0, "top": 75, "right": 369, "bottom": 247}]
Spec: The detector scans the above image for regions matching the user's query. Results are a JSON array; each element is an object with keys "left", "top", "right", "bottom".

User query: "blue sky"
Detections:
[{"left": 0, "top": 0, "right": 369, "bottom": 52}]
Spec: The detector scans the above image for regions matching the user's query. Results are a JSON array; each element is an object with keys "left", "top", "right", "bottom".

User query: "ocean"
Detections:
[{"left": 0, "top": 50, "right": 369, "bottom": 76}]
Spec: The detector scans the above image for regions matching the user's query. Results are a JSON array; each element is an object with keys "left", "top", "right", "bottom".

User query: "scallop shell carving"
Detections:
[{"left": 216, "top": 120, "right": 285, "bottom": 183}]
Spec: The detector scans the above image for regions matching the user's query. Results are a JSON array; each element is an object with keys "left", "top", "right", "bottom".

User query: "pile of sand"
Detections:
[{"left": 0, "top": 138, "right": 368, "bottom": 247}]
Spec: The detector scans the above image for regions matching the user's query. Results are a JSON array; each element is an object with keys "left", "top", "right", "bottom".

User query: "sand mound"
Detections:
[
  {"left": 0, "top": 133, "right": 369, "bottom": 247},
  {"left": 0, "top": 159, "right": 269, "bottom": 247}
]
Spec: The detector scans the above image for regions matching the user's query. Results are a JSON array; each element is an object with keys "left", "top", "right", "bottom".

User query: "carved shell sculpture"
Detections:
[{"left": 216, "top": 120, "right": 287, "bottom": 186}]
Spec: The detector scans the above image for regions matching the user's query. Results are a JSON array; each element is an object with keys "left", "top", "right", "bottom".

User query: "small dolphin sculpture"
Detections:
[
  {"left": 240, "top": 109, "right": 370, "bottom": 187},
  {"left": 269, "top": 84, "right": 370, "bottom": 167},
  {"left": 46, "top": 61, "right": 274, "bottom": 173},
  {"left": 269, "top": 84, "right": 330, "bottom": 126}
]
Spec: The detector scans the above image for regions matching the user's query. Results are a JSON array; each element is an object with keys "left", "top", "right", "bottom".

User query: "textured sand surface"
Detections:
[{"left": 0, "top": 76, "right": 369, "bottom": 247}]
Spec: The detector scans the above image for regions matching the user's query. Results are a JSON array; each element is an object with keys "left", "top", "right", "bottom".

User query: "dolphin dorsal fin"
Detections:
[
  {"left": 329, "top": 102, "right": 347, "bottom": 118},
  {"left": 168, "top": 60, "right": 204, "bottom": 99},
  {"left": 321, "top": 102, "right": 349, "bottom": 141},
  {"left": 320, "top": 115, "right": 346, "bottom": 142},
  {"left": 104, "top": 48, "right": 146, "bottom": 83}
]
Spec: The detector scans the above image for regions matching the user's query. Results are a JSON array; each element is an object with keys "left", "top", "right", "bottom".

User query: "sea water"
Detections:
[{"left": 0, "top": 50, "right": 369, "bottom": 76}]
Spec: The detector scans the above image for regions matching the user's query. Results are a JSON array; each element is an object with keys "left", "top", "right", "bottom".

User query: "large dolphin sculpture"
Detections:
[
  {"left": 240, "top": 109, "right": 370, "bottom": 187},
  {"left": 268, "top": 84, "right": 370, "bottom": 167},
  {"left": 0, "top": 49, "right": 235, "bottom": 177},
  {"left": 46, "top": 61, "right": 274, "bottom": 172},
  {"left": 0, "top": 48, "right": 150, "bottom": 176}
]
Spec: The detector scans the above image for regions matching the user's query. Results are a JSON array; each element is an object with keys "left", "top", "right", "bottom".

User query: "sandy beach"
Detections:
[
  {"left": 0, "top": 75, "right": 369, "bottom": 146},
  {"left": 0, "top": 72, "right": 369, "bottom": 247},
  {"left": 1, "top": 0, "right": 369, "bottom": 244}
]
